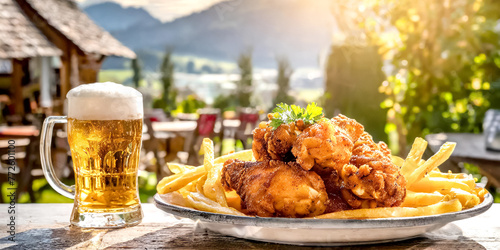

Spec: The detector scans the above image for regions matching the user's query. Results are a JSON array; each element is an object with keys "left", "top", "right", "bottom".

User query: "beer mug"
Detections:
[{"left": 40, "top": 82, "right": 144, "bottom": 228}]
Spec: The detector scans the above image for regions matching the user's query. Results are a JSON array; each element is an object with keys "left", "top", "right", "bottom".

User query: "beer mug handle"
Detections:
[{"left": 40, "top": 116, "right": 75, "bottom": 199}]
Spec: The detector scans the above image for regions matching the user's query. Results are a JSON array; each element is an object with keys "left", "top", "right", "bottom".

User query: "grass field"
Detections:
[{"left": 98, "top": 69, "right": 133, "bottom": 84}]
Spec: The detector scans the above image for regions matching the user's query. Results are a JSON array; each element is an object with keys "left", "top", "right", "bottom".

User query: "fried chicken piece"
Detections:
[
  {"left": 252, "top": 122, "right": 272, "bottom": 161},
  {"left": 332, "top": 114, "right": 365, "bottom": 142},
  {"left": 311, "top": 165, "right": 351, "bottom": 213},
  {"left": 292, "top": 117, "right": 363, "bottom": 171},
  {"left": 252, "top": 122, "right": 297, "bottom": 162},
  {"left": 221, "top": 159, "right": 327, "bottom": 218},
  {"left": 340, "top": 132, "right": 407, "bottom": 208}
]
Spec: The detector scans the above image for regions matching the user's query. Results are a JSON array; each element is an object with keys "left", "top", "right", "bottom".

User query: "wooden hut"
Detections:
[{"left": 0, "top": 0, "right": 135, "bottom": 117}]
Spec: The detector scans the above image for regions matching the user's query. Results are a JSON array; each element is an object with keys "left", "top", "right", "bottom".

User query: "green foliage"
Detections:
[
  {"left": 269, "top": 102, "right": 324, "bottom": 129},
  {"left": 98, "top": 69, "right": 133, "bottom": 84},
  {"left": 355, "top": 0, "right": 500, "bottom": 152},
  {"left": 213, "top": 93, "right": 238, "bottom": 112},
  {"left": 158, "top": 47, "right": 177, "bottom": 113},
  {"left": 131, "top": 58, "right": 141, "bottom": 88},
  {"left": 236, "top": 48, "right": 253, "bottom": 107},
  {"left": 173, "top": 95, "right": 206, "bottom": 114},
  {"left": 462, "top": 163, "right": 483, "bottom": 182},
  {"left": 323, "top": 45, "right": 388, "bottom": 142},
  {"left": 273, "top": 56, "right": 295, "bottom": 107}
]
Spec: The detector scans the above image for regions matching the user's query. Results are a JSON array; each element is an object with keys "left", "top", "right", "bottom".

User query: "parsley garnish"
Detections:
[{"left": 269, "top": 102, "right": 324, "bottom": 129}]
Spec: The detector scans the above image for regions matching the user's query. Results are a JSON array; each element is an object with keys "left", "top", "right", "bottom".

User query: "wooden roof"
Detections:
[
  {"left": 23, "top": 0, "right": 136, "bottom": 58},
  {"left": 0, "top": 0, "right": 62, "bottom": 59}
]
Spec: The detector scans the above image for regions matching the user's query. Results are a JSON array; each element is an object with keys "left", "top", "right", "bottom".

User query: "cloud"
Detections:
[{"left": 77, "top": 0, "right": 228, "bottom": 22}]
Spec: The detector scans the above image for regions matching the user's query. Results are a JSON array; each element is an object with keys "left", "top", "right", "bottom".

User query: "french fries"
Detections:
[
  {"left": 400, "top": 137, "right": 428, "bottom": 182},
  {"left": 214, "top": 149, "right": 254, "bottom": 164},
  {"left": 168, "top": 163, "right": 195, "bottom": 174},
  {"left": 400, "top": 138, "right": 486, "bottom": 215},
  {"left": 405, "top": 142, "right": 456, "bottom": 187},
  {"left": 409, "top": 176, "right": 473, "bottom": 193},
  {"left": 202, "top": 138, "right": 228, "bottom": 207},
  {"left": 157, "top": 139, "right": 252, "bottom": 215},
  {"left": 391, "top": 155, "right": 405, "bottom": 167},
  {"left": 316, "top": 199, "right": 462, "bottom": 219},
  {"left": 156, "top": 136, "right": 488, "bottom": 219},
  {"left": 156, "top": 166, "right": 206, "bottom": 194},
  {"left": 439, "top": 188, "right": 480, "bottom": 209},
  {"left": 400, "top": 191, "right": 444, "bottom": 207},
  {"left": 186, "top": 192, "right": 245, "bottom": 216}
]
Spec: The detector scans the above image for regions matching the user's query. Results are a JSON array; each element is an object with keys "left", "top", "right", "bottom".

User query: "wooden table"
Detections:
[
  {"left": 0, "top": 125, "right": 38, "bottom": 138},
  {"left": 0, "top": 203, "right": 498, "bottom": 249},
  {"left": 152, "top": 121, "right": 197, "bottom": 133},
  {"left": 426, "top": 133, "right": 500, "bottom": 188},
  {"left": 152, "top": 120, "right": 241, "bottom": 133}
]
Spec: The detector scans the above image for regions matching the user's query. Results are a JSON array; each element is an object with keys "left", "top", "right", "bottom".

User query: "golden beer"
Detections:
[
  {"left": 40, "top": 82, "right": 145, "bottom": 227},
  {"left": 68, "top": 118, "right": 142, "bottom": 213}
]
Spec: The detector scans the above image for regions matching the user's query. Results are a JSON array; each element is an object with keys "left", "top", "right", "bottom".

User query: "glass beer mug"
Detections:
[{"left": 40, "top": 82, "right": 143, "bottom": 228}]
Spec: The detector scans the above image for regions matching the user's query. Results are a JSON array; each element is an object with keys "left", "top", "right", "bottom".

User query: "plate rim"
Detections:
[{"left": 153, "top": 192, "right": 493, "bottom": 229}]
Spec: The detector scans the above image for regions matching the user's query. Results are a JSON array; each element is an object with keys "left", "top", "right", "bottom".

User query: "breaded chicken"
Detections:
[
  {"left": 221, "top": 159, "right": 327, "bottom": 218},
  {"left": 340, "top": 132, "right": 407, "bottom": 208},
  {"left": 292, "top": 118, "right": 362, "bottom": 171},
  {"left": 311, "top": 165, "right": 351, "bottom": 213},
  {"left": 332, "top": 114, "right": 365, "bottom": 142},
  {"left": 292, "top": 115, "right": 405, "bottom": 210},
  {"left": 251, "top": 122, "right": 272, "bottom": 161},
  {"left": 252, "top": 122, "right": 297, "bottom": 162}
]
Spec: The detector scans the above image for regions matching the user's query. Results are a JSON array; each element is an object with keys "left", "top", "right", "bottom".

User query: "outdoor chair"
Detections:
[
  {"left": 19, "top": 113, "right": 47, "bottom": 202},
  {"left": 186, "top": 108, "right": 221, "bottom": 165},
  {"left": 0, "top": 113, "right": 46, "bottom": 202},
  {"left": 234, "top": 108, "right": 260, "bottom": 149},
  {"left": 0, "top": 138, "right": 28, "bottom": 203},
  {"left": 142, "top": 117, "right": 173, "bottom": 179}
]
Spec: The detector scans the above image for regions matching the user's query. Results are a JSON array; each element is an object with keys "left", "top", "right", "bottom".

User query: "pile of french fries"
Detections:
[{"left": 157, "top": 137, "right": 488, "bottom": 219}]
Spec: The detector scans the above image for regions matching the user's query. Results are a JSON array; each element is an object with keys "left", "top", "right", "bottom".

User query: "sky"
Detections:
[{"left": 76, "top": 0, "right": 228, "bottom": 22}]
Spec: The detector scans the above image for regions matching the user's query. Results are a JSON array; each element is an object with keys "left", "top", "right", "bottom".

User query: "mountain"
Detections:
[
  {"left": 84, "top": 2, "right": 161, "bottom": 32},
  {"left": 87, "top": 0, "right": 334, "bottom": 69}
]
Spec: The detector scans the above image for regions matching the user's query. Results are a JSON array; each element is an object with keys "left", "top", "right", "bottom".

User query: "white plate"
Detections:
[{"left": 153, "top": 193, "right": 493, "bottom": 246}]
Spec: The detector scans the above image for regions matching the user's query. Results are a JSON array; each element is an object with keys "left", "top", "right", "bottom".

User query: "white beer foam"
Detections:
[{"left": 67, "top": 82, "right": 143, "bottom": 120}]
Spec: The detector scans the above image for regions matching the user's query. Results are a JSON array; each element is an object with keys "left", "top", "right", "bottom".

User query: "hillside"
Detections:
[
  {"left": 85, "top": 0, "right": 334, "bottom": 69},
  {"left": 84, "top": 2, "right": 161, "bottom": 32}
]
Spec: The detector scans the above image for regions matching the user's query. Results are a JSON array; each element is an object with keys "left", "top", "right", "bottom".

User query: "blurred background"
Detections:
[{"left": 0, "top": 0, "right": 499, "bottom": 203}]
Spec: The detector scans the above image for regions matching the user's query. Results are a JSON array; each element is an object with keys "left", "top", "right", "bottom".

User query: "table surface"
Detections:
[
  {"left": 0, "top": 203, "right": 498, "bottom": 249},
  {"left": 152, "top": 121, "right": 197, "bottom": 133},
  {"left": 426, "top": 133, "right": 500, "bottom": 162},
  {"left": 426, "top": 133, "right": 500, "bottom": 188},
  {"left": 152, "top": 120, "right": 241, "bottom": 133},
  {"left": 0, "top": 125, "right": 38, "bottom": 137}
]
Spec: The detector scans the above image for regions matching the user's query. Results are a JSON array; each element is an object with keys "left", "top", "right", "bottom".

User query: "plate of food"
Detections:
[{"left": 154, "top": 103, "right": 492, "bottom": 246}]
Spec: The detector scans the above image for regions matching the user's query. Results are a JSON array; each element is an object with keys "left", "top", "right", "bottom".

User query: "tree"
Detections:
[
  {"left": 131, "top": 58, "right": 141, "bottom": 88},
  {"left": 324, "top": 45, "right": 387, "bottom": 142},
  {"left": 186, "top": 60, "right": 195, "bottom": 74},
  {"left": 273, "top": 56, "right": 295, "bottom": 107},
  {"left": 213, "top": 93, "right": 238, "bottom": 112},
  {"left": 159, "top": 47, "right": 176, "bottom": 113},
  {"left": 323, "top": 2, "right": 387, "bottom": 142},
  {"left": 342, "top": 0, "right": 500, "bottom": 153},
  {"left": 236, "top": 48, "right": 253, "bottom": 107}
]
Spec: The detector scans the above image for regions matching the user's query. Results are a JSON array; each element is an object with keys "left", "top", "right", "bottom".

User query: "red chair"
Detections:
[
  {"left": 235, "top": 108, "right": 260, "bottom": 149},
  {"left": 186, "top": 109, "right": 221, "bottom": 165}
]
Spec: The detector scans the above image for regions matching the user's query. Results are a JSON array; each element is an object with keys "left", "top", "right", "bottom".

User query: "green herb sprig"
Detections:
[{"left": 269, "top": 102, "right": 324, "bottom": 129}]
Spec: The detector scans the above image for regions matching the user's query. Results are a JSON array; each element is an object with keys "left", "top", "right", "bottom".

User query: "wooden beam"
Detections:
[
  {"left": 70, "top": 46, "right": 80, "bottom": 89},
  {"left": 79, "top": 54, "right": 103, "bottom": 83},
  {"left": 11, "top": 59, "right": 24, "bottom": 115},
  {"left": 59, "top": 54, "right": 70, "bottom": 114}
]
